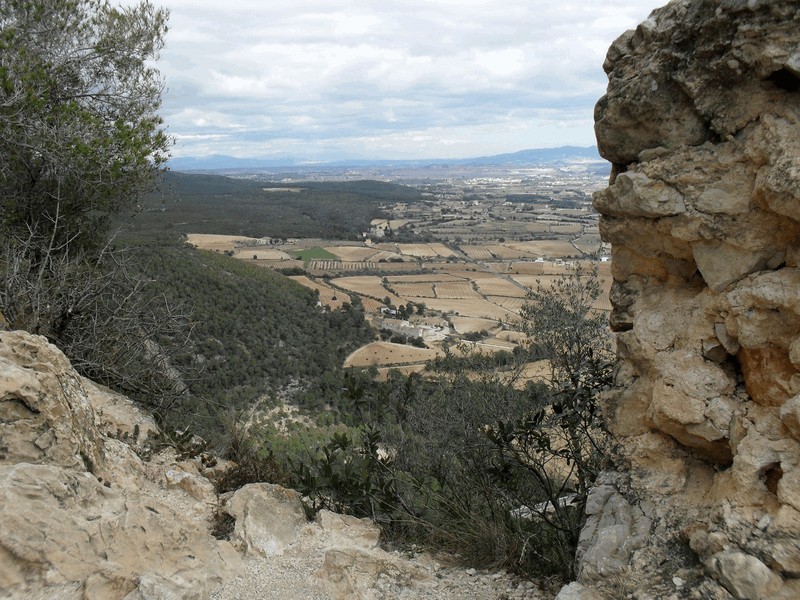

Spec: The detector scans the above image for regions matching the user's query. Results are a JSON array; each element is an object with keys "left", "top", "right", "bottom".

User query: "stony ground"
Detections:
[{"left": 212, "top": 551, "right": 553, "bottom": 600}]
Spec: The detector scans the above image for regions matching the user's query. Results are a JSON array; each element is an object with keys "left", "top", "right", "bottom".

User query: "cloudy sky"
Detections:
[{"left": 150, "top": 0, "right": 661, "bottom": 161}]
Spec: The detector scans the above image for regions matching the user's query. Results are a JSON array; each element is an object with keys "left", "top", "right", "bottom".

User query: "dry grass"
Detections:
[
  {"left": 449, "top": 316, "right": 501, "bottom": 334},
  {"left": 472, "top": 276, "right": 528, "bottom": 297},
  {"left": 187, "top": 233, "right": 263, "bottom": 252},
  {"left": 333, "top": 276, "right": 404, "bottom": 305},
  {"left": 423, "top": 297, "right": 515, "bottom": 321},
  {"left": 487, "top": 296, "right": 527, "bottom": 312},
  {"left": 391, "top": 283, "right": 436, "bottom": 298},
  {"left": 505, "top": 241, "right": 580, "bottom": 258},
  {"left": 344, "top": 341, "right": 441, "bottom": 367},
  {"left": 325, "top": 246, "right": 380, "bottom": 262},
  {"left": 234, "top": 248, "right": 292, "bottom": 260},
  {"left": 434, "top": 282, "right": 480, "bottom": 299}
]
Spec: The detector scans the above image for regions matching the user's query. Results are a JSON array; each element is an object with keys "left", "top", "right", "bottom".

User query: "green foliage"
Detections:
[
  {"left": 0, "top": 0, "right": 170, "bottom": 251},
  {"left": 291, "top": 247, "right": 339, "bottom": 262},
  {"left": 121, "top": 239, "right": 374, "bottom": 441},
  {"left": 289, "top": 426, "right": 399, "bottom": 518},
  {"left": 121, "top": 172, "right": 423, "bottom": 241},
  {"left": 265, "top": 265, "right": 613, "bottom": 581}
]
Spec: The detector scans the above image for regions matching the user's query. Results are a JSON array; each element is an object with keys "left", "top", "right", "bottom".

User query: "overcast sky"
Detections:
[{"left": 150, "top": 1, "right": 662, "bottom": 161}]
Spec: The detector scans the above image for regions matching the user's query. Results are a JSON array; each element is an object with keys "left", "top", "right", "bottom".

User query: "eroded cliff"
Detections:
[{"left": 566, "top": 1, "right": 800, "bottom": 599}]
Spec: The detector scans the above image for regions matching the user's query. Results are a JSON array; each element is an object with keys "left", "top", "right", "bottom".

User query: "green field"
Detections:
[{"left": 291, "top": 247, "right": 339, "bottom": 261}]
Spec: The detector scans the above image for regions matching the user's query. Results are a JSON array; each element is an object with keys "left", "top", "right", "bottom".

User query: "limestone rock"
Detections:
[
  {"left": 0, "top": 331, "right": 243, "bottom": 598},
  {"left": 316, "top": 547, "right": 436, "bottom": 600},
  {"left": 0, "top": 331, "right": 104, "bottom": 472},
  {"left": 224, "top": 483, "right": 308, "bottom": 557},
  {"left": 566, "top": 1, "right": 800, "bottom": 598},
  {"left": 165, "top": 467, "right": 216, "bottom": 502},
  {"left": 575, "top": 475, "right": 652, "bottom": 582},
  {"left": 705, "top": 551, "right": 784, "bottom": 600},
  {"left": 554, "top": 582, "right": 603, "bottom": 600}
]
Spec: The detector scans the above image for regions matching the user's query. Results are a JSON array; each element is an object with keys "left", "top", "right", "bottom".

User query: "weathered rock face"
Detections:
[
  {"left": 569, "top": 1, "right": 800, "bottom": 599},
  {"left": 0, "top": 331, "right": 243, "bottom": 599}
]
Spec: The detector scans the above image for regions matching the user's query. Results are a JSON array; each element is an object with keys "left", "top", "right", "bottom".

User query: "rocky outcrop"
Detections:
[
  {"left": 568, "top": 1, "right": 800, "bottom": 599},
  {"left": 1, "top": 330, "right": 537, "bottom": 600},
  {"left": 0, "top": 330, "right": 243, "bottom": 599}
]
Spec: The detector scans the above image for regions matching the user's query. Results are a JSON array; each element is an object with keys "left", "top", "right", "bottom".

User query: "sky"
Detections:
[{"left": 147, "top": 0, "right": 662, "bottom": 161}]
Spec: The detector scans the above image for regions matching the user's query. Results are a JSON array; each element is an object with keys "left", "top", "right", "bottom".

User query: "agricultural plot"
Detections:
[
  {"left": 548, "top": 224, "right": 583, "bottom": 235},
  {"left": 234, "top": 248, "right": 292, "bottom": 260},
  {"left": 390, "top": 243, "right": 449, "bottom": 258},
  {"left": 254, "top": 259, "right": 305, "bottom": 270},
  {"left": 488, "top": 244, "right": 539, "bottom": 260},
  {"left": 421, "top": 262, "right": 485, "bottom": 273},
  {"left": 472, "top": 337, "right": 517, "bottom": 352},
  {"left": 325, "top": 246, "right": 379, "bottom": 262},
  {"left": 507, "top": 261, "right": 546, "bottom": 275},
  {"left": 385, "top": 274, "right": 467, "bottom": 283},
  {"left": 510, "top": 274, "right": 613, "bottom": 312},
  {"left": 510, "top": 274, "right": 571, "bottom": 290},
  {"left": 344, "top": 342, "right": 441, "bottom": 368},
  {"left": 449, "top": 316, "right": 501, "bottom": 334},
  {"left": 523, "top": 222, "right": 553, "bottom": 233},
  {"left": 391, "top": 282, "right": 436, "bottom": 298},
  {"left": 571, "top": 234, "right": 604, "bottom": 255},
  {"left": 311, "top": 260, "right": 378, "bottom": 271},
  {"left": 506, "top": 241, "right": 580, "bottom": 257},
  {"left": 187, "top": 233, "right": 263, "bottom": 252},
  {"left": 422, "top": 297, "right": 516, "bottom": 321},
  {"left": 359, "top": 297, "right": 385, "bottom": 313},
  {"left": 290, "top": 247, "right": 339, "bottom": 261},
  {"left": 460, "top": 246, "right": 495, "bottom": 260},
  {"left": 487, "top": 296, "right": 527, "bottom": 313},
  {"left": 472, "top": 277, "right": 528, "bottom": 298},
  {"left": 434, "top": 282, "right": 480, "bottom": 298},
  {"left": 333, "top": 276, "right": 403, "bottom": 305},
  {"left": 371, "top": 262, "right": 425, "bottom": 272},
  {"left": 288, "top": 276, "right": 351, "bottom": 309},
  {"left": 427, "top": 243, "right": 458, "bottom": 257},
  {"left": 370, "top": 250, "right": 405, "bottom": 262}
]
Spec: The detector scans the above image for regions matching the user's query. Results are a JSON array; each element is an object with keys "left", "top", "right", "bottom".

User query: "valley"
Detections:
[{"left": 185, "top": 159, "right": 612, "bottom": 379}]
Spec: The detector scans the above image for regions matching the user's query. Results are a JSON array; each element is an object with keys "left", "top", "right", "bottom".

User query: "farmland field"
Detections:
[
  {"left": 344, "top": 342, "right": 441, "bottom": 368},
  {"left": 391, "top": 282, "right": 436, "bottom": 298},
  {"left": 234, "top": 248, "right": 292, "bottom": 260},
  {"left": 187, "top": 233, "right": 263, "bottom": 252},
  {"left": 291, "top": 247, "right": 339, "bottom": 261},
  {"left": 333, "top": 276, "right": 404, "bottom": 305},
  {"left": 472, "top": 277, "right": 528, "bottom": 297},
  {"left": 505, "top": 241, "right": 579, "bottom": 257},
  {"left": 422, "top": 297, "right": 517, "bottom": 321},
  {"left": 325, "top": 246, "right": 379, "bottom": 261},
  {"left": 385, "top": 274, "right": 467, "bottom": 283},
  {"left": 434, "top": 281, "right": 480, "bottom": 298}
]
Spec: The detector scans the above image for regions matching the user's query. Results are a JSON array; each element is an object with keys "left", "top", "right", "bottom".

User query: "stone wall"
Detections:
[{"left": 565, "top": 1, "right": 800, "bottom": 599}]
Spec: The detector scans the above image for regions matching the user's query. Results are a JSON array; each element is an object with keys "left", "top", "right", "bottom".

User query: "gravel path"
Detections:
[{"left": 212, "top": 547, "right": 553, "bottom": 600}]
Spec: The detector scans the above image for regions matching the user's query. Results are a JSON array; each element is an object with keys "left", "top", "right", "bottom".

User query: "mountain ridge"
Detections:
[{"left": 168, "top": 145, "right": 602, "bottom": 171}]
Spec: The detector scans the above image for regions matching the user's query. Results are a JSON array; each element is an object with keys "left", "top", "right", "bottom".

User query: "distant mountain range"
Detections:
[{"left": 168, "top": 145, "right": 604, "bottom": 171}]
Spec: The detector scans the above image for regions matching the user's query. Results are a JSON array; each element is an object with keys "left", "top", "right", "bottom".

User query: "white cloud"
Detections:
[{"left": 146, "top": 0, "right": 662, "bottom": 160}]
